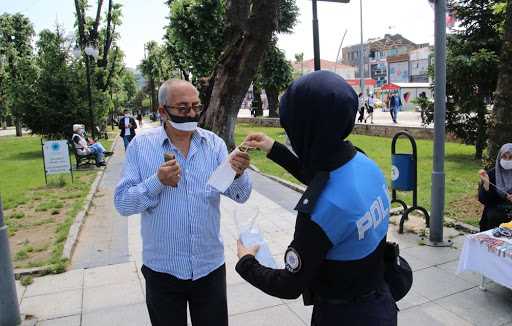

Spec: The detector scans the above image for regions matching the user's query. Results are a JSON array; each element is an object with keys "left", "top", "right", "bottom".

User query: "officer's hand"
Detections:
[
  {"left": 157, "top": 159, "right": 181, "bottom": 187},
  {"left": 230, "top": 151, "right": 250, "bottom": 176},
  {"left": 244, "top": 133, "right": 274, "bottom": 154},
  {"left": 237, "top": 240, "right": 259, "bottom": 259}
]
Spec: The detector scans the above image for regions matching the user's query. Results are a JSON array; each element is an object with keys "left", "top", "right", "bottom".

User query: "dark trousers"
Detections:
[
  {"left": 142, "top": 264, "right": 228, "bottom": 326},
  {"left": 390, "top": 108, "right": 397, "bottom": 123},
  {"left": 311, "top": 286, "right": 397, "bottom": 326}
]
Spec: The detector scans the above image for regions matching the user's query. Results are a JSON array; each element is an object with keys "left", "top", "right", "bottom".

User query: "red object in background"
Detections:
[
  {"left": 345, "top": 79, "right": 376, "bottom": 87},
  {"left": 381, "top": 83, "right": 400, "bottom": 91},
  {"left": 403, "top": 92, "right": 411, "bottom": 103}
]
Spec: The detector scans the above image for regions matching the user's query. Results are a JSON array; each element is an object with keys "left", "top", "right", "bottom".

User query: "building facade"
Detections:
[
  {"left": 342, "top": 34, "right": 431, "bottom": 86},
  {"left": 292, "top": 59, "right": 356, "bottom": 80}
]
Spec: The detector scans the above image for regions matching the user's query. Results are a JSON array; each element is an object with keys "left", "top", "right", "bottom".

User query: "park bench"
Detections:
[{"left": 68, "top": 140, "right": 95, "bottom": 169}]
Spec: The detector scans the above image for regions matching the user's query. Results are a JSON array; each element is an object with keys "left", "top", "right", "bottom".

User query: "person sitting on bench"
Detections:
[{"left": 72, "top": 124, "right": 112, "bottom": 167}]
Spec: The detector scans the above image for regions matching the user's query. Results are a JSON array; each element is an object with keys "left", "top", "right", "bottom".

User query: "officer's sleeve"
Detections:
[
  {"left": 235, "top": 212, "right": 332, "bottom": 300},
  {"left": 267, "top": 141, "right": 311, "bottom": 185}
]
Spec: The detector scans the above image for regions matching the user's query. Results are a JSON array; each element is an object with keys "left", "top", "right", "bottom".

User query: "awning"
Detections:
[
  {"left": 381, "top": 83, "right": 401, "bottom": 91},
  {"left": 345, "top": 79, "right": 377, "bottom": 87}
]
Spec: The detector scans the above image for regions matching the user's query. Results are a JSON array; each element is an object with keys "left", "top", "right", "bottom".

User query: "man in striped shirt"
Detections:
[{"left": 114, "top": 79, "right": 252, "bottom": 326}]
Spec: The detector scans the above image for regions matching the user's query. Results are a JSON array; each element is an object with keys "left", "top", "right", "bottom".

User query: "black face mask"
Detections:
[{"left": 163, "top": 107, "right": 200, "bottom": 132}]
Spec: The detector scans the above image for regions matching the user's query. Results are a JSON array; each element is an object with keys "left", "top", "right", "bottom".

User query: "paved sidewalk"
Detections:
[
  {"left": 239, "top": 108, "right": 431, "bottom": 128},
  {"left": 16, "top": 129, "right": 512, "bottom": 326}
]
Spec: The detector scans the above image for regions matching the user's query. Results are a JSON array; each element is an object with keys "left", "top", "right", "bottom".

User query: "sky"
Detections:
[{"left": 2, "top": 0, "right": 435, "bottom": 69}]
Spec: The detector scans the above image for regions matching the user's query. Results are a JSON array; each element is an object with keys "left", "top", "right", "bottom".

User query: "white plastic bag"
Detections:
[{"left": 234, "top": 206, "right": 276, "bottom": 269}]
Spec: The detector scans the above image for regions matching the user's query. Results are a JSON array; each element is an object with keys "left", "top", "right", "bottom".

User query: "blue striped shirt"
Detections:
[{"left": 114, "top": 126, "right": 252, "bottom": 280}]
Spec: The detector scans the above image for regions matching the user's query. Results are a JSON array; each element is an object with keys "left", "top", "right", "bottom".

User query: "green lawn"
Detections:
[
  {"left": 0, "top": 135, "right": 113, "bottom": 271},
  {"left": 235, "top": 123, "right": 482, "bottom": 226}
]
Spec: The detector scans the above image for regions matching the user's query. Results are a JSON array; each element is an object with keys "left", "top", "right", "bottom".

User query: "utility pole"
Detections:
[
  {"left": 429, "top": 0, "right": 451, "bottom": 246},
  {"left": 311, "top": 0, "right": 351, "bottom": 71},
  {"left": 359, "top": 0, "right": 365, "bottom": 94},
  {"left": 312, "top": 0, "right": 321, "bottom": 71},
  {"left": 0, "top": 196, "right": 21, "bottom": 325}
]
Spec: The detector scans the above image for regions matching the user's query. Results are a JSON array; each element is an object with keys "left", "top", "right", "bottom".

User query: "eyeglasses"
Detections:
[{"left": 164, "top": 104, "right": 203, "bottom": 115}]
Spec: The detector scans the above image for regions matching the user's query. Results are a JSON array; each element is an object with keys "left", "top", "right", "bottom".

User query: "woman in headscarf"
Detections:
[
  {"left": 235, "top": 71, "right": 397, "bottom": 326},
  {"left": 478, "top": 144, "right": 512, "bottom": 231}
]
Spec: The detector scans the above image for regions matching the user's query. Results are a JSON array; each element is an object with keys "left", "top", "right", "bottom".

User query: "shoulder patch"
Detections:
[{"left": 285, "top": 247, "right": 302, "bottom": 273}]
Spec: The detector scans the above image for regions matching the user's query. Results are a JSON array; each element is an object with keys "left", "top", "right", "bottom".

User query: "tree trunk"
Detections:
[
  {"left": 203, "top": 0, "right": 280, "bottom": 149},
  {"left": 475, "top": 103, "right": 487, "bottom": 160},
  {"left": 150, "top": 78, "right": 158, "bottom": 113},
  {"left": 488, "top": 0, "right": 512, "bottom": 163},
  {"left": 15, "top": 117, "right": 22, "bottom": 137},
  {"left": 266, "top": 87, "right": 279, "bottom": 118},
  {"left": 252, "top": 85, "right": 263, "bottom": 117}
]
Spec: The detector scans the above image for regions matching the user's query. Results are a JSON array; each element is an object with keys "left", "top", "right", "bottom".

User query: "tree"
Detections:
[
  {"left": 424, "top": 0, "right": 505, "bottom": 159},
  {"left": 165, "top": 0, "right": 224, "bottom": 82},
  {"left": 73, "top": 0, "right": 124, "bottom": 138},
  {"left": 260, "top": 41, "right": 293, "bottom": 117},
  {"left": 294, "top": 52, "right": 304, "bottom": 77},
  {"left": 488, "top": 0, "right": 512, "bottom": 163},
  {"left": 201, "top": 1, "right": 280, "bottom": 148},
  {"left": 21, "top": 28, "right": 89, "bottom": 138},
  {"left": 139, "top": 41, "right": 177, "bottom": 113},
  {"left": 0, "top": 13, "right": 35, "bottom": 136}
]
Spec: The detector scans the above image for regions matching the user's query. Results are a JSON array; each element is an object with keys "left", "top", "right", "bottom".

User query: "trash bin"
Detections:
[{"left": 392, "top": 153, "right": 416, "bottom": 192}]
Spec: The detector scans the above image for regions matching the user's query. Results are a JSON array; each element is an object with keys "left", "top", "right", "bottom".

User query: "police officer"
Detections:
[{"left": 236, "top": 71, "right": 397, "bottom": 326}]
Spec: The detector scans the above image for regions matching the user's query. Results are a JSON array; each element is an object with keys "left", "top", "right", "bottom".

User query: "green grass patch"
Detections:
[
  {"left": 0, "top": 135, "right": 113, "bottom": 271},
  {"left": 235, "top": 123, "right": 482, "bottom": 224},
  {"left": 9, "top": 211, "right": 25, "bottom": 220}
]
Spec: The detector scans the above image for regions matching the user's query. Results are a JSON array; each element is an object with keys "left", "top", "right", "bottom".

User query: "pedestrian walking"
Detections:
[
  {"left": 389, "top": 94, "right": 400, "bottom": 124},
  {"left": 137, "top": 111, "right": 143, "bottom": 127},
  {"left": 357, "top": 92, "right": 365, "bottom": 123},
  {"left": 364, "top": 94, "right": 375, "bottom": 124},
  {"left": 237, "top": 71, "right": 397, "bottom": 326},
  {"left": 119, "top": 109, "right": 137, "bottom": 150},
  {"left": 114, "top": 79, "right": 252, "bottom": 326}
]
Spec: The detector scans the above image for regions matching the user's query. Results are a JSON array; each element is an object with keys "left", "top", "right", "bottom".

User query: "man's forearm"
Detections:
[{"left": 114, "top": 174, "right": 164, "bottom": 216}]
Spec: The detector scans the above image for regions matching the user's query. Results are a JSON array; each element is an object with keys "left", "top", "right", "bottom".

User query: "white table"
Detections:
[{"left": 457, "top": 230, "right": 512, "bottom": 290}]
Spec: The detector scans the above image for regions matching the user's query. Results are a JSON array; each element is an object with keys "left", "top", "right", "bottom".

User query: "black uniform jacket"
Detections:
[{"left": 235, "top": 142, "right": 385, "bottom": 301}]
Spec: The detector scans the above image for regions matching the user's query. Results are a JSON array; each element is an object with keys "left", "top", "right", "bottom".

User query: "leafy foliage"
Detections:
[
  {"left": 423, "top": 0, "right": 506, "bottom": 159},
  {"left": 0, "top": 13, "right": 36, "bottom": 134},
  {"left": 165, "top": 0, "right": 225, "bottom": 82},
  {"left": 21, "top": 28, "right": 89, "bottom": 138}
]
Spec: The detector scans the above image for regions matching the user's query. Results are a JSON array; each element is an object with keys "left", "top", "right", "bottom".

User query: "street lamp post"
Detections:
[
  {"left": 311, "top": 0, "right": 350, "bottom": 71},
  {"left": 429, "top": 0, "right": 451, "bottom": 246},
  {"left": 359, "top": 0, "right": 365, "bottom": 94},
  {"left": 73, "top": 41, "right": 99, "bottom": 140}
]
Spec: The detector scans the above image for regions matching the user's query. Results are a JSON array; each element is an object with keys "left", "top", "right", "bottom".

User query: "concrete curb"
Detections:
[
  {"left": 14, "top": 137, "right": 119, "bottom": 278},
  {"left": 62, "top": 136, "right": 119, "bottom": 260}
]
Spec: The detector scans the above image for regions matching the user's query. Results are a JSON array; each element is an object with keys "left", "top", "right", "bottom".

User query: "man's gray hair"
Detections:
[{"left": 158, "top": 79, "right": 197, "bottom": 106}]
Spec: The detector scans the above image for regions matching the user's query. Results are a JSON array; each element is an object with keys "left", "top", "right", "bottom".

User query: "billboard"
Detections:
[{"left": 389, "top": 61, "right": 409, "bottom": 83}]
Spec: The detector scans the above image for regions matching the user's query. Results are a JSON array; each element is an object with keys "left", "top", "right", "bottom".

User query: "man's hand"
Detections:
[
  {"left": 479, "top": 169, "right": 490, "bottom": 191},
  {"left": 230, "top": 151, "right": 250, "bottom": 176},
  {"left": 157, "top": 159, "right": 181, "bottom": 187},
  {"left": 237, "top": 240, "right": 259, "bottom": 259},
  {"left": 507, "top": 193, "right": 512, "bottom": 203},
  {"left": 244, "top": 133, "right": 275, "bottom": 154}
]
